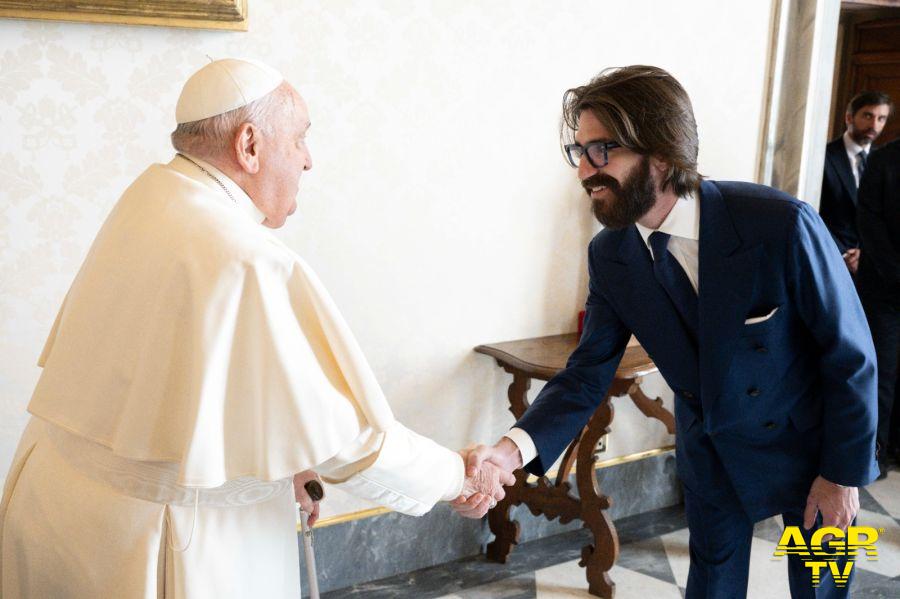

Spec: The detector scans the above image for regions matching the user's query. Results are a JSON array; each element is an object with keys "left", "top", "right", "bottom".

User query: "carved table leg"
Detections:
[
  {"left": 577, "top": 393, "right": 619, "bottom": 598},
  {"left": 486, "top": 367, "right": 632, "bottom": 599},
  {"left": 627, "top": 378, "right": 675, "bottom": 435},
  {"left": 486, "top": 370, "right": 531, "bottom": 563},
  {"left": 486, "top": 470, "right": 524, "bottom": 563},
  {"left": 503, "top": 368, "right": 532, "bottom": 420}
]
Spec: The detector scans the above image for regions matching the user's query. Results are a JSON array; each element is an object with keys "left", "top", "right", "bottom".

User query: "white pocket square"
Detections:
[{"left": 744, "top": 307, "right": 779, "bottom": 325}]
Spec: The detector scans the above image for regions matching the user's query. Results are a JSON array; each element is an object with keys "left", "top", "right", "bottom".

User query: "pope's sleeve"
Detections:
[
  {"left": 316, "top": 422, "right": 464, "bottom": 516},
  {"left": 283, "top": 256, "right": 463, "bottom": 516},
  {"left": 786, "top": 202, "right": 879, "bottom": 486}
]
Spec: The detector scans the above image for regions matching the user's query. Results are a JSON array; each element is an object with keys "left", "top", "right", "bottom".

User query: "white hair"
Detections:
[{"left": 170, "top": 84, "right": 292, "bottom": 159}]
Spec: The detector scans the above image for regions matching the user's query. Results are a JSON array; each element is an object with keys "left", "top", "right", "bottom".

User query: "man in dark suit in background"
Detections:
[
  {"left": 857, "top": 137, "right": 900, "bottom": 479},
  {"left": 453, "top": 66, "right": 879, "bottom": 599},
  {"left": 820, "top": 91, "right": 893, "bottom": 275}
]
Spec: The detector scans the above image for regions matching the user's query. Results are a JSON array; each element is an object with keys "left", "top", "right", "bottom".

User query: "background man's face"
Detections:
[
  {"left": 846, "top": 103, "right": 891, "bottom": 146},
  {"left": 575, "top": 110, "right": 657, "bottom": 229}
]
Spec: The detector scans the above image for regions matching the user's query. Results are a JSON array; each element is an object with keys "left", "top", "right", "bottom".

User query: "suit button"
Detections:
[
  {"left": 754, "top": 345, "right": 768, "bottom": 354},
  {"left": 682, "top": 391, "right": 695, "bottom": 400},
  {"left": 764, "top": 421, "right": 777, "bottom": 430},
  {"left": 747, "top": 388, "right": 761, "bottom": 397}
]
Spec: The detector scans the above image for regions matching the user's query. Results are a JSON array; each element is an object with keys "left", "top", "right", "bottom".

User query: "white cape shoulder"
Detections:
[{"left": 29, "top": 164, "right": 395, "bottom": 487}]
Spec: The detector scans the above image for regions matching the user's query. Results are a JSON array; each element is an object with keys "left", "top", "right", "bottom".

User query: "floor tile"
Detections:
[
  {"left": 854, "top": 508, "right": 900, "bottom": 578},
  {"left": 752, "top": 516, "right": 786, "bottom": 544},
  {"left": 660, "top": 527, "right": 691, "bottom": 589},
  {"left": 747, "top": 536, "right": 793, "bottom": 598},
  {"left": 436, "top": 572, "right": 537, "bottom": 599},
  {"left": 326, "top": 497, "right": 900, "bottom": 598},
  {"left": 616, "top": 535, "right": 677, "bottom": 586},
  {"left": 865, "top": 470, "right": 900, "bottom": 520},
  {"left": 859, "top": 486, "right": 890, "bottom": 518},
  {"left": 535, "top": 559, "right": 682, "bottom": 598},
  {"left": 850, "top": 569, "right": 900, "bottom": 599}
]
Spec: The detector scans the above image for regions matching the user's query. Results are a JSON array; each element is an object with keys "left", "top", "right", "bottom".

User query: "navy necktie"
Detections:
[
  {"left": 649, "top": 231, "right": 698, "bottom": 341},
  {"left": 857, "top": 150, "right": 867, "bottom": 182}
]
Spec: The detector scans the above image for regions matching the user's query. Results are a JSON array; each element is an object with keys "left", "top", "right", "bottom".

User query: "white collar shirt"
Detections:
[
  {"left": 842, "top": 130, "right": 869, "bottom": 188},
  {"left": 635, "top": 191, "right": 701, "bottom": 294}
]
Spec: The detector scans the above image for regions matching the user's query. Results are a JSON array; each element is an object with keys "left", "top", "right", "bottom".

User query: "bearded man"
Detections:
[
  {"left": 0, "top": 58, "right": 509, "bottom": 599},
  {"left": 819, "top": 91, "right": 893, "bottom": 276},
  {"left": 454, "top": 66, "right": 878, "bottom": 599}
]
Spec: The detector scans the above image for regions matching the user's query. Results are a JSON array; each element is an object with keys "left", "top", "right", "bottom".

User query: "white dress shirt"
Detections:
[
  {"left": 842, "top": 130, "right": 869, "bottom": 188},
  {"left": 505, "top": 193, "right": 700, "bottom": 467}
]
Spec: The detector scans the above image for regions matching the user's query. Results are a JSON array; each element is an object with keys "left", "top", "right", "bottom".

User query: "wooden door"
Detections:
[{"left": 831, "top": 9, "right": 900, "bottom": 144}]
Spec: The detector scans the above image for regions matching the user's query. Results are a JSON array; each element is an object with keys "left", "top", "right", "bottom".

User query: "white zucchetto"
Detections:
[{"left": 175, "top": 58, "right": 284, "bottom": 124}]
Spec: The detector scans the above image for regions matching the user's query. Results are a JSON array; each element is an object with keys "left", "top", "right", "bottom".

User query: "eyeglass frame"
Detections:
[{"left": 563, "top": 140, "right": 622, "bottom": 169}]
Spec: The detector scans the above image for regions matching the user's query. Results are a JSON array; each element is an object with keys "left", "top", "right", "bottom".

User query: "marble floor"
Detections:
[{"left": 327, "top": 468, "right": 900, "bottom": 598}]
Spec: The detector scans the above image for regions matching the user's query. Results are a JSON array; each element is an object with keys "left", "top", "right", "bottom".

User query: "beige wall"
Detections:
[{"left": 0, "top": 0, "right": 773, "bottom": 517}]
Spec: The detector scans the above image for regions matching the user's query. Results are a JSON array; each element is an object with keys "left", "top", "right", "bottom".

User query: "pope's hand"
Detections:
[
  {"left": 293, "top": 470, "right": 323, "bottom": 526},
  {"left": 803, "top": 475, "right": 859, "bottom": 541},
  {"left": 450, "top": 440, "right": 521, "bottom": 519}
]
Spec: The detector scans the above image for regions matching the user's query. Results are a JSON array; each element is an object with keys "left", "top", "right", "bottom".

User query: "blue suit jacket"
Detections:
[{"left": 516, "top": 180, "right": 879, "bottom": 521}]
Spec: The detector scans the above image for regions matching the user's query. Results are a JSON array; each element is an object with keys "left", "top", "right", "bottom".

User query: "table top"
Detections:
[{"left": 475, "top": 333, "right": 657, "bottom": 381}]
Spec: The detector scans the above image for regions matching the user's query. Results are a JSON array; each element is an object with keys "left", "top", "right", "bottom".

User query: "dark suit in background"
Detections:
[
  {"left": 820, "top": 137, "right": 861, "bottom": 254},
  {"left": 857, "top": 138, "right": 900, "bottom": 467}
]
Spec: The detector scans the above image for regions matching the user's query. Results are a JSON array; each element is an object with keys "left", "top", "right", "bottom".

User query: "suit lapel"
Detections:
[
  {"left": 827, "top": 140, "right": 858, "bottom": 204},
  {"left": 603, "top": 227, "right": 700, "bottom": 392},
  {"left": 697, "top": 181, "right": 762, "bottom": 415}
]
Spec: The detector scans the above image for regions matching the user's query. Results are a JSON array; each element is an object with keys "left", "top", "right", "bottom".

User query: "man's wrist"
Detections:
[
  {"left": 818, "top": 474, "right": 852, "bottom": 489},
  {"left": 503, "top": 428, "right": 537, "bottom": 466},
  {"left": 495, "top": 437, "right": 523, "bottom": 471}
]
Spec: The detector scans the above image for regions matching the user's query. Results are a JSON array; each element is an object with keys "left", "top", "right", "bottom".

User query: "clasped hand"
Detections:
[{"left": 451, "top": 442, "right": 521, "bottom": 518}]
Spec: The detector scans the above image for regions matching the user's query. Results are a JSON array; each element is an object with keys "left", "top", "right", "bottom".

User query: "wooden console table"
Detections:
[{"left": 474, "top": 334, "right": 674, "bottom": 598}]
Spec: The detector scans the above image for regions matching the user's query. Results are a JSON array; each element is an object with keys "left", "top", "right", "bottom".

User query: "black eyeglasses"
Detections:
[{"left": 564, "top": 140, "right": 622, "bottom": 168}]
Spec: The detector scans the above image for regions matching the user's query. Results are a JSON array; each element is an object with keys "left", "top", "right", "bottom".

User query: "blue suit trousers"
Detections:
[{"left": 683, "top": 486, "right": 854, "bottom": 599}]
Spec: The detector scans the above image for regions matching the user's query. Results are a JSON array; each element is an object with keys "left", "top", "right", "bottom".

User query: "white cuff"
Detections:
[
  {"left": 504, "top": 428, "right": 537, "bottom": 466},
  {"left": 442, "top": 454, "right": 465, "bottom": 501},
  {"left": 327, "top": 422, "right": 464, "bottom": 516}
]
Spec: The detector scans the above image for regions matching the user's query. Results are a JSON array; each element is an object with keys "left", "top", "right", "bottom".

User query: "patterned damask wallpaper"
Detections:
[{"left": 0, "top": 1, "right": 773, "bottom": 516}]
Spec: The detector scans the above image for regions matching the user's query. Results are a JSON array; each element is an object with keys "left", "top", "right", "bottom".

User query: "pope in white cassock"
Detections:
[{"left": 0, "top": 58, "right": 511, "bottom": 599}]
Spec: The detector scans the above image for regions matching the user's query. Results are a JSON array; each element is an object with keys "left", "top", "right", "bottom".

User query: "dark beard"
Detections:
[
  {"left": 850, "top": 128, "right": 876, "bottom": 146},
  {"left": 584, "top": 156, "right": 656, "bottom": 229}
]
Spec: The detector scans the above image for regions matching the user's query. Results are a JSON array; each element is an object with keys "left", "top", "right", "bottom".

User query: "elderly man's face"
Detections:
[{"left": 255, "top": 85, "right": 313, "bottom": 228}]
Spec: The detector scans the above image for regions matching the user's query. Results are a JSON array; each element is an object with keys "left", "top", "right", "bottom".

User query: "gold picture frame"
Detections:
[{"left": 0, "top": 0, "right": 248, "bottom": 31}]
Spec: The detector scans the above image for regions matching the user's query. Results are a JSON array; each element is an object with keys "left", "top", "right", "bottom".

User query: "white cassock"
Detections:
[{"left": 0, "top": 154, "right": 464, "bottom": 599}]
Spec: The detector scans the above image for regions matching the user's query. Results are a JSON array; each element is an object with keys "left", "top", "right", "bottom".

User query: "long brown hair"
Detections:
[{"left": 561, "top": 65, "right": 701, "bottom": 196}]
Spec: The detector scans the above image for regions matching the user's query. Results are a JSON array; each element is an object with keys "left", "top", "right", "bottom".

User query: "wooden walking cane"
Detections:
[{"left": 300, "top": 480, "right": 325, "bottom": 599}]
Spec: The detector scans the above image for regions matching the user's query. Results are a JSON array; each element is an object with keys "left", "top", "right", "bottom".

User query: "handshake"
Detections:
[
  {"left": 293, "top": 438, "right": 527, "bottom": 523},
  {"left": 451, "top": 437, "right": 525, "bottom": 519}
]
